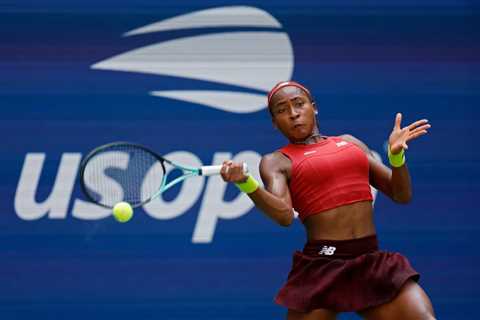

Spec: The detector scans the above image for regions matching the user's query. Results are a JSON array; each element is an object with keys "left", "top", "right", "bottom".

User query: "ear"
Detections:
[{"left": 312, "top": 101, "right": 318, "bottom": 115}]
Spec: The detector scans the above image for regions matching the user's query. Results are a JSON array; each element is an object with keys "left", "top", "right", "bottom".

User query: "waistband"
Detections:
[{"left": 302, "top": 235, "right": 378, "bottom": 258}]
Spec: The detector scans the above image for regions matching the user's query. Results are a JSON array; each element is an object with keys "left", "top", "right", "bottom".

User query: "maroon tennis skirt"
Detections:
[{"left": 275, "top": 235, "right": 420, "bottom": 312}]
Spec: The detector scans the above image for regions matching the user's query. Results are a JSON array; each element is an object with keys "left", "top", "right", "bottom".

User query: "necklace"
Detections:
[{"left": 293, "top": 133, "right": 323, "bottom": 145}]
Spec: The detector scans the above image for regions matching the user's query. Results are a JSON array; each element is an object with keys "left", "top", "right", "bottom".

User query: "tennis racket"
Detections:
[{"left": 79, "top": 142, "right": 248, "bottom": 209}]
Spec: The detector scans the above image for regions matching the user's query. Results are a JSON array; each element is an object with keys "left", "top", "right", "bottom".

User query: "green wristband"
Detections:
[
  {"left": 235, "top": 175, "right": 259, "bottom": 194},
  {"left": 388, "top": 146, "right": 406, "bottom": 168}
]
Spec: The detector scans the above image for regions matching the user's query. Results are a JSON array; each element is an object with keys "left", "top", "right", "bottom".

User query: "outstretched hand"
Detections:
[{"left": 389, "top": 113, "right": 431, "bottom": 154}]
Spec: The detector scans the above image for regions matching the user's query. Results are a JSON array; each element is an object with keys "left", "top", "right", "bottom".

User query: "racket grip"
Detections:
[{"left": 200, "top": 163, "right": 249, "bottom": 176}]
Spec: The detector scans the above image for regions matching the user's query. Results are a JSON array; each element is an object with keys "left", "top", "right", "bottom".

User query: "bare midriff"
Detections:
[{"left": 303, "top": 200, "right": 376, "bottom": 241}]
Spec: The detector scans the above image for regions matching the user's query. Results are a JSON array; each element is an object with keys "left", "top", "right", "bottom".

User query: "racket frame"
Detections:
[
  {"left": 80, "top": 142, "right": 197, "bottom": 209},
  {"left": 79, "top": 142, "right": 245, "bottom": 209}
]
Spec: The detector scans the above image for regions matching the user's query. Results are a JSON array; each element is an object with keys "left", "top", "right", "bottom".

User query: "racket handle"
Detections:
[{"left": 200, "top": 163, "right": 249, "bottom": 176}]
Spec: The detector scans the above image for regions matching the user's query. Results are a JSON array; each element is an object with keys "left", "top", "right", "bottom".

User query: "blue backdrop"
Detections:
[{"left": 1, "top": 1, "right": 479, "bottom": 319}]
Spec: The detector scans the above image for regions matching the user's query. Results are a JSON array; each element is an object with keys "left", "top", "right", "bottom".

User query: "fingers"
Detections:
[
  {"left": 407, "top": 130, "right": 429, "bottom": 141},
  {"left": 410, "top": 123, "right": 431, "bottom": 132},
  {"left": 394, "top": 113, "right": 402, "bottom": 130},
  {"left": 407, "top": 119, "right": 430, "bottom": 131},
  {"left": 406, "top": 122, "right": 431, "bottom": 142},
  {"left": 221, "top": 160, "right": 235, "bottom": 180},
  {"left": 390, "top": 115, "right": 431, "bottom": 151},
  {"left": 220, "top": 160, "right": 247, "bottom": 183},
  {"left": 408, "top": 125, "right": 430, "bottom": 138}
]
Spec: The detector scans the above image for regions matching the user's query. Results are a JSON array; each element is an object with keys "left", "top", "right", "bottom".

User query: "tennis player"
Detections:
[{"left": 220, "top": 81, "right": 435, "bottom": 320}]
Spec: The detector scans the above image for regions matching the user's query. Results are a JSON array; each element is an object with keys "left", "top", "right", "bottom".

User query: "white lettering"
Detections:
[
  {"left": 192, "top": 151, "right": 261, "bottom": 243},
  {"left": 143, "top": 151, "right": 204, "bottom": 220},
  {"left": 73, "top": 151, "right": 130, "bottom": 220},
  {"left": 15, "top": 153, "right": 81, "bottom": 220}
]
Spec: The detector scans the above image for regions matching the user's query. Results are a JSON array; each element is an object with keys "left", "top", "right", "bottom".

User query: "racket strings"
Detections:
[{"left": 82, "top": 144, "right": 164, "bottom": 207}]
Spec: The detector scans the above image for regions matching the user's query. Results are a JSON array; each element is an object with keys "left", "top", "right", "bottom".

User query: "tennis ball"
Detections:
[{"left": 112, "top": 202, "right": 133, "bottom": 223}]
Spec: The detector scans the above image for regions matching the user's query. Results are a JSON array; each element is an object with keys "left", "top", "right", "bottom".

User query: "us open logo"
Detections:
[
  {"left": 91, "top": 6, "right": 294, "bottom": 113},
  {"left": 14, "top": 6, "right": 293, "bottom": 244}
]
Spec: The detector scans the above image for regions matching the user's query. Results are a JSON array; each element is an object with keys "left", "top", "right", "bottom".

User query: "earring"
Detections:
[{"left": 314, "top": 110, "right": 318, "bottom": 115}]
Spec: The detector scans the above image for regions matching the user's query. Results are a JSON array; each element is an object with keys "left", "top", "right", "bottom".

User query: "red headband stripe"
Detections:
[{"left": 267, "top": 81, "right": 312, "bottom": 106}]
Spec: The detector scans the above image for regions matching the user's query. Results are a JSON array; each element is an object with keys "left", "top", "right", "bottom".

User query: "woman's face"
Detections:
[{"left": 269, "top": 86, "right": 318, "bottom": 143}]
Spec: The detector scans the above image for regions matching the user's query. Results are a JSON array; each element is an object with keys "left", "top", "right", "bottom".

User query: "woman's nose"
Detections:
[{"left": 289, "top": 106, "right": 300, "bottom": 118}]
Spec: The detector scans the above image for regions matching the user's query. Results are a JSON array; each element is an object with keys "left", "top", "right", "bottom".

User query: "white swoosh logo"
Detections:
[
  {"left": 124, "top": 6, "right": 282, "bottom": 36},
  {"left": 150, "top": 90, "right": 266, "bottom": 113},
  {"left": 91, "top": 6, "right": 294, "bottom": 113}
]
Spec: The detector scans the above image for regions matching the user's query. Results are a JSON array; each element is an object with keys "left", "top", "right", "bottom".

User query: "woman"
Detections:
[{"left": 220, "top": 81, "right": 436, "bottom": 320}]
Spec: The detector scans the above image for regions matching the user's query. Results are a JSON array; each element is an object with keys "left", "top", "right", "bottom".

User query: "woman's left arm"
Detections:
[{"left": 342, "top": 113, "right": 430, "bottom": 204}]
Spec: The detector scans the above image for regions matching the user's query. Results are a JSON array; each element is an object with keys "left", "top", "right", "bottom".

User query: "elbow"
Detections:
[
  {"left": 278, "top": 209, "right": 294, "bottom": 227},
  {"left": 279, "top": 219, "right": 293, "bottom": 227}
]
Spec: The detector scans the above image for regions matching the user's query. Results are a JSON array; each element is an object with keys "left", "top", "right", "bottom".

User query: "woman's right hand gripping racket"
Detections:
[{"left": 79, "top": 142, "right": 248, "bottom": 209}]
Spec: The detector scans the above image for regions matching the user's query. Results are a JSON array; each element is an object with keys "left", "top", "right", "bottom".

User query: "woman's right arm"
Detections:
[{"left": 221, "top": 152, "right": 294, "bottom": 226}]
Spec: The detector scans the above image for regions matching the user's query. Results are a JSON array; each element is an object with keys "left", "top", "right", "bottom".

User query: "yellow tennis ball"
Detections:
[{"left": 112, "top": 202, "right": 133, "bottom": 223}]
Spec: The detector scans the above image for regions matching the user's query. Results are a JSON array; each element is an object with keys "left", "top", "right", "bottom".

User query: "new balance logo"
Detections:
[
  {"left": 336, "top": 141, "right": 347, "bottom": 147},
  {"left": 304, "top": 150, "right": 317, "bottom": 156},
  {"left": 318, "top": 246, "right": 336, "bottom": 256}
]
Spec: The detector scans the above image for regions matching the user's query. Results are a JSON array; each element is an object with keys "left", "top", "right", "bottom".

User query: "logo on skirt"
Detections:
[{"left": 318, "top": 246, "right": 337, "bottom": 256}]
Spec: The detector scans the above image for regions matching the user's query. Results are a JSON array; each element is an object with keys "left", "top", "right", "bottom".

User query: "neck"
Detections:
[{"left": 292, "top": 128, "right": 324, "bottom": 145}]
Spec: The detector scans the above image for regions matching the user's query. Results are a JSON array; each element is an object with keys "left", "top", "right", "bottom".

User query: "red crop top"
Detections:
[{"left": 279, "top": 136, "right": 373, "bottom": 222}]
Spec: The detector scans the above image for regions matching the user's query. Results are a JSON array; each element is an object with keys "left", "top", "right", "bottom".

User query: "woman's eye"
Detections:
[{"left": 276, "top": 108, "right": 285, "bottom": 114}]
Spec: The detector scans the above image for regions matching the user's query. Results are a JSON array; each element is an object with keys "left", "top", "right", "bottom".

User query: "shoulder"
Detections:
[
  {"left": 260, "top": 151, "right": 290, "bottom": 169},
  {"left": 338, "top": 134, "right": 371, "bottom": 155},
  {"left": 260, "top": 151, "right": 291, "bottom": 176}
]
